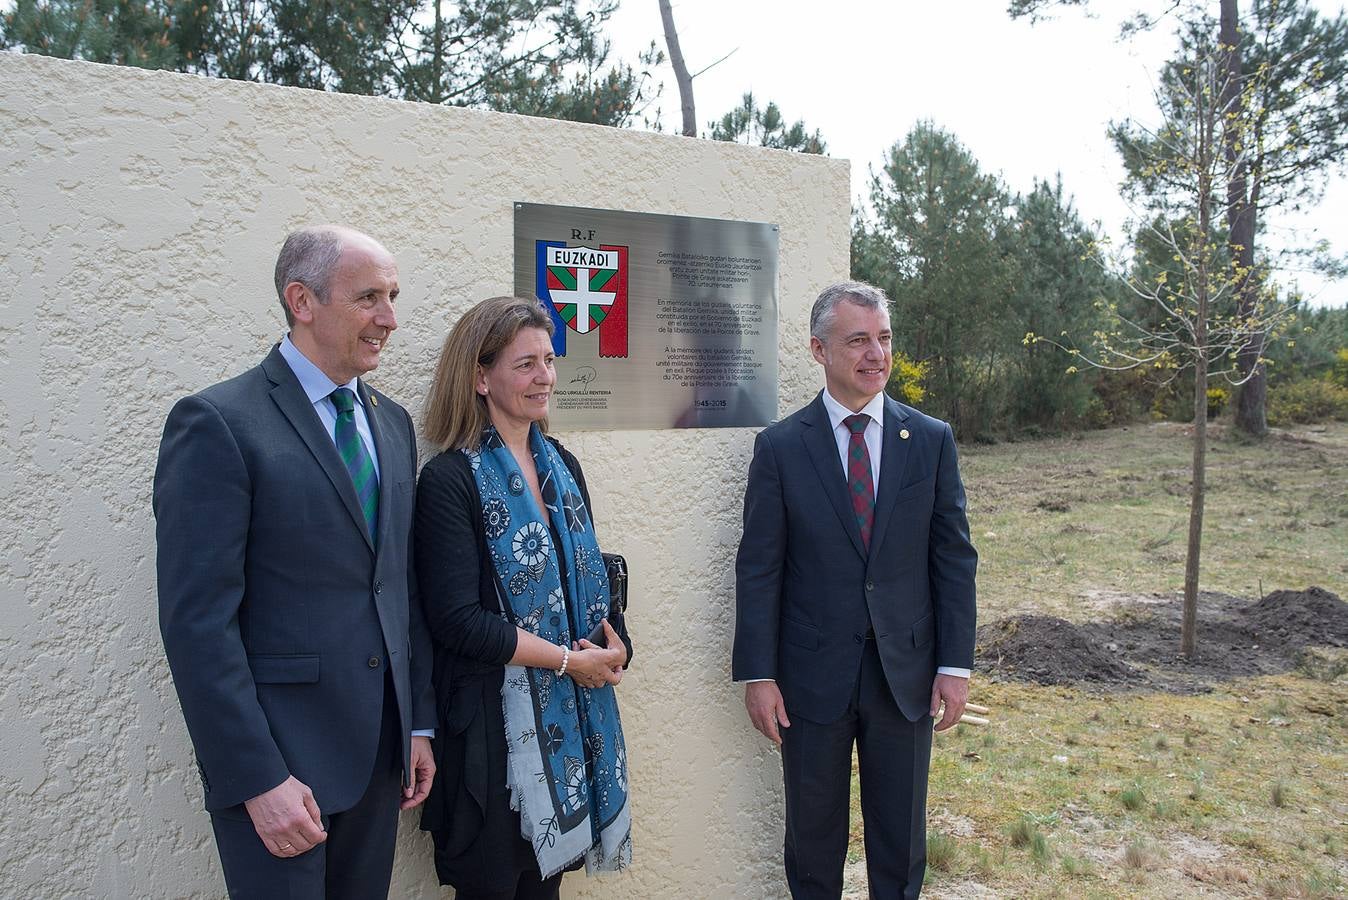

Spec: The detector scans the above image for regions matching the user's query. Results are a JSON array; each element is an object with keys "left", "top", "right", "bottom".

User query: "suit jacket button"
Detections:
[
  {"left": 854, "top": 633, "right": 863, "bottom": 644},
  {"left": 374, "top": 581, "right": 383, "bottom": 594},
  {"left": 368, "top": 656, "right": 380, "bottom": 668},
  {"left": 866, "top": 581, "right": 875, "bottom": 591}
]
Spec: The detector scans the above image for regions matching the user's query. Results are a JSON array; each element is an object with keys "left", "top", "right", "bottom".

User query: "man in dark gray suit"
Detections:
[
  {"left": 734, "top": 281, "right": 978, "bottom": 898},
  {"left": 155, "top": 226, "right": 436, "bottom": 898}
]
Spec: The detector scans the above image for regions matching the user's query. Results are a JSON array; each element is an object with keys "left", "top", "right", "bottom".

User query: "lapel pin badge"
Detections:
[
  {"left": 900, "top": 428, "right": 910, "bottom": 440},
  {"left": 370, "top": 394, "right": 378, "bottom": 407}
]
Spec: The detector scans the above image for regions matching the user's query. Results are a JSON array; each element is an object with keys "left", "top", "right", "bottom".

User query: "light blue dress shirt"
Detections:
[{"left": 279, "top": 335, "right": 380, "bottom": 478}]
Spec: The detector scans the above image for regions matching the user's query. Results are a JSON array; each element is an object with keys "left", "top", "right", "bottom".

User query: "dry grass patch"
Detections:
[{"left": 961, "top": 422, "right": 1348, "bottom": 622}]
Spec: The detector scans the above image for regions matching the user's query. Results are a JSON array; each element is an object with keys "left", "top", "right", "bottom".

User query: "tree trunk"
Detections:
[
  {"left": 658, "top": 0, "right": 696, "bottom": 136},
  {"left": 1183, "top": 68, "right": 1217, "bottom": 660},
  {"left": 1219, "top": 0, "right": 1268, "bottom": 436},
  {"left": 1183, "top": 340, "right": 1207, "bottom": 659},
  {"left": 430, "top": 0, "right": 445, "bottom": 104},
  {"left": 1234, "top": 357, "right": 1266, "bottom": 434}
]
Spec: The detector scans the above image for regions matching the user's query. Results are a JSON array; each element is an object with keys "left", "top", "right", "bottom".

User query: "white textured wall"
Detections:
[{"left": 0, "top": 52, "right": 849, "bottom": 899}]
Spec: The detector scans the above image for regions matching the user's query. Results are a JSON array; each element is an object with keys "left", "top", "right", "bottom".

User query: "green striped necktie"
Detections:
[{"left": 330, "top": 388, "right": 378, "bottom": 545}]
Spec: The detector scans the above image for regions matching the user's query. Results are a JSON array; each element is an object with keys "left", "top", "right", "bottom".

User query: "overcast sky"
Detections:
[{"left": 604, "top": 0, "right": 1347, "bottom": 308}]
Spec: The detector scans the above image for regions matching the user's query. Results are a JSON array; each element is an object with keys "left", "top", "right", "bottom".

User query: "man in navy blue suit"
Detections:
[
  {"left": 734, "top": 281, "right": 978, "bottom": 898},
  {"left": 155, "top": 226, "right": 436, "bottom": 898}
]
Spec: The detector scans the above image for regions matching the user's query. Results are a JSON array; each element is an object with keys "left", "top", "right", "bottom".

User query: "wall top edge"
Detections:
[{"left": 0, "top": 50, "right": 852, "bottom": 176}]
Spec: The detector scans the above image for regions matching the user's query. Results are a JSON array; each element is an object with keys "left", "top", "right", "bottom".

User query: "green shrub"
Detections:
[
  {"left": 1090, "top": 367, "right": 1158, "bottom": 426},
  {"left": 1206, "top": 386, "right": 1228, "bottom": 419},
  {"left": 1330, "top": 348, "right": 1348, "bottom": 388},
  {"left": 888, "top": 352, "right": 930, "bottom": 407},
  {"left": 1267, "top": 378, "right": 1348, "bottom": 426}
]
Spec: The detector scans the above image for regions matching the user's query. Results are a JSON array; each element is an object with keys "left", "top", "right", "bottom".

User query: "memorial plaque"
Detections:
[{"left": 514, "top": 202, "right": 779, "bottom": 430}]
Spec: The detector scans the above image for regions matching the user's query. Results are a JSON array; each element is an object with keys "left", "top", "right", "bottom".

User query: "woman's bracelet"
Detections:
[{"left": 557, "top": 645, "right": 570, "bottom": 677}]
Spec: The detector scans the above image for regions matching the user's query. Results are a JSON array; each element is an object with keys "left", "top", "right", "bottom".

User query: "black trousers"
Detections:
[
  {"left": 780, "top": 640, "right": 933, "bottom": 899},
  {"left": 209, "top": 676, "right": 404, "bottom": 900}
]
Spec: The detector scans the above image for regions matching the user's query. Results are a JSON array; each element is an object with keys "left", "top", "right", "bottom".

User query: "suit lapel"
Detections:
[
  {"left": 262, "top": 348, "right": 375, "bottom": 554},
  {"left": 800, "top": 393, "right": 868, "bottom": 560},
  {"left": 868, "top": 395, "right": 912, "bottom": 557},
  {"left": 359, "top": 380, "right": 396, "bottom": 559}
]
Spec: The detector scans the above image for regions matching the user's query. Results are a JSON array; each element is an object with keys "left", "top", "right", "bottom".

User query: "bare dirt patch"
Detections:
[
  {"left": 925, "top": 881, "right": 1002, "bottom": 899},
  {"left": 975, "top": 587, "right": 1348, "bottom": 692},
  {"left": 928, "top": 808, "right": 977, "bottom": 839}
]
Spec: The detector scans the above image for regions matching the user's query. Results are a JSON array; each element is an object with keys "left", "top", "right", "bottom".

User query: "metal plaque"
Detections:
[{"left": 513, "top": 202, "right": 779, "bottom": 430}]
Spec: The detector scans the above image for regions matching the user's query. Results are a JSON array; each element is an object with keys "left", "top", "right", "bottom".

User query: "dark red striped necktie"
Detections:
[{"left": 844, "top": 414, "right": 875, "bottom": 549}]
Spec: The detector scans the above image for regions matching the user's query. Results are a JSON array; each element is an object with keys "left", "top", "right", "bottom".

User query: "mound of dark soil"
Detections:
[
  {"left": 1241, "top": 587, "right": 1348, "bottom": 648},
  {"left": 975, "top": 615, "right": 1144, "bottom": 686},
  {"left": 977, "top": 587, "right": 1347, "bottom": 692}
]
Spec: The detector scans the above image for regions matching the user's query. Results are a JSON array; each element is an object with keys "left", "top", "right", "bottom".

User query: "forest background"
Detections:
[{"left": 5, "top": 0, "right": 1345, "bottom": 442}]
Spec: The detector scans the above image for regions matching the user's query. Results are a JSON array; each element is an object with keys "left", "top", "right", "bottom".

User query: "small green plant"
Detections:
[
  {"left": 1299, "top": 868, "right": 1345, "bottom": 899},
  {"left": 1006, "top": 816, "right": 1037, "bottom": 849},
  {"left": 1152, "top": 800, "right": 1178, "bottom": 820},
  {"left": 1060, "top": 853, "right": 1095, "bottom": 877},
  {"left": 1272, "top": 779, "right": 1289, "bottom": 809},
  {"left": 970, "top": 845, "right": 997, "bottom": 879},
  {"left": 1188, "top": 771, "right": 1206, "bottom": 801},
  {"left": 1123, "top": 840, "right": 1153, "bottom": 871},
  {"left": 1153, "top": 734, "right": 1169, "bottom": 751},
  {"left": 1120, "top": 784, "right": 1146, "bottom": 811},
  {"left": 1029, "top": 830, "right": 1052, "bottom": 867},
  {"left": 926, "top": 832, "right": 958, "bottom": 872},
  {"left": 1296, "top": 647, "right": 1348, "bottom": 682}
]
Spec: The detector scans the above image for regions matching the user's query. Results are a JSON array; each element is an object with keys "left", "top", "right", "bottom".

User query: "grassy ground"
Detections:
[
  {"left": 962, "top": 420, "right": 1348, "bottom": 620},
  {"left": 843, "top": 420, "right": 1348, "bottom": 899}
]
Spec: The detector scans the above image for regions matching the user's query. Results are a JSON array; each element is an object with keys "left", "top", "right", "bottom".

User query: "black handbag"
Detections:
[
  {"left": 602, "top": 552, "right": 628, "bottom": 614},
  {"left": 583, "top": 552, "right": 628, "bottom": 647}
]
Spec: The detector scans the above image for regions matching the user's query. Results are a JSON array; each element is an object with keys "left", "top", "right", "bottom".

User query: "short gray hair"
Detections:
[
  {"left": 809, "top": 281, "right": 890, "bottom": 342},
  {"left": 274, "top": 227, "right": 347, "bottom": 327}
]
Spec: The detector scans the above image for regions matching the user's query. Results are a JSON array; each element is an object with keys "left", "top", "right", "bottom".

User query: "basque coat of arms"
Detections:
[{"left": 535, "top": 241, "right": 630, "bottom": 358}]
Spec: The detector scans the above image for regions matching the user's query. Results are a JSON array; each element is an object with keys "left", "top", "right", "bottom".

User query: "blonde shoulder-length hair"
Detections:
[{"left": 423, "top": 296, "right": 557, "bottom": 451}]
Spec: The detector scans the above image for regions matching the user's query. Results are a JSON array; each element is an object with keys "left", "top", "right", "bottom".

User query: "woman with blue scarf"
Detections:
[{"left": 415, "top": 296, "right": 633, "bottom": 899}]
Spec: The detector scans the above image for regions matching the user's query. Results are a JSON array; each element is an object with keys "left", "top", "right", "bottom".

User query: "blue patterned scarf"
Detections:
[{"left": 466, "top": 424, "right": 631, "bottom": 878}]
